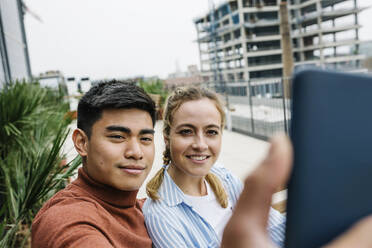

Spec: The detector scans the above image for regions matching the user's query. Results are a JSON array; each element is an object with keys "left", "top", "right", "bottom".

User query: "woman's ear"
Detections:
[{"left": 72, "top": 128, "right": 89, "bottom": 157}]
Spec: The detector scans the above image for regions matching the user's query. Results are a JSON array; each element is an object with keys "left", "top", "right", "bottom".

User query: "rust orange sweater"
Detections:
[{"left": 31, "top": 168, "right": 152, "bottom": 248}]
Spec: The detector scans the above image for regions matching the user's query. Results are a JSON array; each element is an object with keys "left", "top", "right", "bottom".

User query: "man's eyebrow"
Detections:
[
  {"left": 106, "top": 126, "right": 154, "bottom": 135},
  {"left": 139, "top": 129, "right": 155, "bottom": 135},
  {"left": 106, "top": 126, "right": 131, "bottom": 133}
]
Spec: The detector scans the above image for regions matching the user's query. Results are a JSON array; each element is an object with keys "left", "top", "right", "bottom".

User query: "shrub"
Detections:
[{"left": 0, "top": 81, "right": 81, "bottom": 247}]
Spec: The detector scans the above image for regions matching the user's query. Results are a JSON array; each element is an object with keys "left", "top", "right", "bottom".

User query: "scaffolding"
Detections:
[{"left": 194, "top": 0, "right": 367, "bottom": 97}]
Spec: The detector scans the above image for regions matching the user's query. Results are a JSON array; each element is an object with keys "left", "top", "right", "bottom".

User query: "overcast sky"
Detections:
[{"left": 24, "top": 0, "right": 372, "bottom": 80}]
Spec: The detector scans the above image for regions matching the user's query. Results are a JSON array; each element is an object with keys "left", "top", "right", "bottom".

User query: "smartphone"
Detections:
[{"left": 285, "top": 69, "right": 372, "bottom": 248}]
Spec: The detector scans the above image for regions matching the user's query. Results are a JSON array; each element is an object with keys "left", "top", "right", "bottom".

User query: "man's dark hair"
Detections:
[{"left": 77, "top": 80, "right": 156, "bottom": 138}]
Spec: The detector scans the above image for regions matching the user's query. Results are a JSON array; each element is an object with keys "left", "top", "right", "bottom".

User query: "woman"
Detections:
[{"left": 143, "top": 87, "right": 285, "bottom": 248}]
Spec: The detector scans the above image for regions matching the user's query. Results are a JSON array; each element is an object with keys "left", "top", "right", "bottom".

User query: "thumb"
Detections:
[
  {"left": 221, "top": 134, "right": 292, "bottom": 248},
  {"left": 235, "top": 134, "right": 293, "bottom": 229}
]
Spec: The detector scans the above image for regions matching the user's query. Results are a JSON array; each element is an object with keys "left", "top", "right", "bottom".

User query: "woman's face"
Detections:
[{"left": 166, "top": 98, "right": 222, "bottom": 179}]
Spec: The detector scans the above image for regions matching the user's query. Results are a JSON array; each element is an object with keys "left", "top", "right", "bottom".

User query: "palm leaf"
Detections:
[{"left": 0, "top": 81, "right": 77, "bottom": 247}]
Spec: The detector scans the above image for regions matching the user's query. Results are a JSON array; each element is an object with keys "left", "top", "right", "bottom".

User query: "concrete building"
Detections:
[
  {"left": 164, "top": 65, "right": 206, "bottom": 90},
  {"left": 0, "top": 0, "right": 32, "bottom": 88},
  {"left": 79, "top": 77, "right": 92, "bottom": 93},
  {"left": 359, "top": 41, "right": 372, "bottom": 72},
  {"left": 194, "top": 0, "right": 367, "bottom": 96},
  {"left": 38, "top": 70, "right": 65, "bottom": 90}
]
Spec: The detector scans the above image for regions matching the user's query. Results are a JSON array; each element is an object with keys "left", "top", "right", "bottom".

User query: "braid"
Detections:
[
  {"left": 146, "top": 168, "right": 166, "bottom": 201},
  {"left": 163, "top": 147, "right": 171, "bottom": 165},
  {"left": 146, "top": 146, "right": 171, "bottom": 201},
  {"left": 205, "top": 173, "right": 228, "bottom": 208}
]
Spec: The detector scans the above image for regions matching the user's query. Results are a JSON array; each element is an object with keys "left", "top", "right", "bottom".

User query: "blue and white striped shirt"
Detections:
[{"left": 143, "top": 166, "right": 286, "bottom": 248}]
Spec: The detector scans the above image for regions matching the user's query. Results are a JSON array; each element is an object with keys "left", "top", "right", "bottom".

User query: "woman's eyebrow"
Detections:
[
  {"left": 205, "top": 124, "right": 220, "bottom": 129},
  {"left": 175, "top": 124, "right": 220, "bottom": 129},
  {"left": 175, "top": 124, "right": 195, "bottom": 129}
]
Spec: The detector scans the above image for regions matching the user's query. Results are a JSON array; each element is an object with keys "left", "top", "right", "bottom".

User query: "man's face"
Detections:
[{"left": 79, "top": 108, "right": 155, "bottom": 191}]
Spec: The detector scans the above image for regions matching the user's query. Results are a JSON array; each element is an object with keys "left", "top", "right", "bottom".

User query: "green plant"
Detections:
[
  {"left": 0, "top": 81, "right": 81, "bottom": 247},
  {"left": 0, "top": 81, "right": 69, "bottom": 156},
  {"left": 138, "top": 79, "right": 168, "bottom": 107},
  {"left": 138, "top": 78, "right": 164, "bottom": 95}
]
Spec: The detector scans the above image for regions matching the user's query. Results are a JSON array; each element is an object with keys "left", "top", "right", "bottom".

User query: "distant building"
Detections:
[
  {"left": 64, "top": 76, "right": 80, "bottom": 111},
  {"left": 38, "top": 70, "right": 65, "bottom": 90},
  {"left": 359, "top": 41, "right": 372, "bottom": 72},
  {"left": 65, "top": 77, "right": 79, "bottom": 96},
  {"left": 0, "top": 0, "right": 32, "bottom": 88},
  {"left": 194, "top": 0, "right": 366, "bottom": 96},
  {"left": 79, "top": 77, "right": 92, "bottom": 93},
  {"left": 165, "top": 65, "right": 206, "bottom": 90},
  {"left": 359, "top": 41, "right": 372, "bottom": 57}
]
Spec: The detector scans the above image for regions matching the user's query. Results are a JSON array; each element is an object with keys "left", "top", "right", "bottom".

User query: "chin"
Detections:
[
  {"left": 115, "top": 183, "right": 141, "bottom": 191},
  {"left": 192, "top": 164, "right": 213, "bottom": 172},
  {"left": 189, "top": 170, "right": 210, "bottom": 178}
]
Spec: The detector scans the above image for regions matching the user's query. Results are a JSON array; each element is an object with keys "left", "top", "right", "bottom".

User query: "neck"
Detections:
[
  {"left": 167, "top": 164, "right": 207, "bottom": 196},
  {"left": 77, "top": 167, "right": 138, "bottom": 207}
]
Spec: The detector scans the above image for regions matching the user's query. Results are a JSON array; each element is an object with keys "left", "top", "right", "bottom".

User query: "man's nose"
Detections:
[{"left": 124, "top": 139, "right": 144, "bottom": 160}]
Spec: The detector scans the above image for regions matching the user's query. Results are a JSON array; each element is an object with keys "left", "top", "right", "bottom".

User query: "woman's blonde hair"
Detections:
[{"left": 146, "top": 86, "right": 228, "bottom": 208}]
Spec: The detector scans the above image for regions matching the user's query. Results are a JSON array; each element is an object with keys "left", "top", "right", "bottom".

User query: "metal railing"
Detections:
[{"left": 202, "top": 78, "right": 292, "bottom": 140}]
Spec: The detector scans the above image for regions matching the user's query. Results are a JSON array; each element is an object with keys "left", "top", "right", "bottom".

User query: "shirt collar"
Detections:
[
  {"left": 158, "top": 168, "right": 189, "bottom": 207},
  {"left": 158, "top": 165, "right": 225, "bottom": 207}
]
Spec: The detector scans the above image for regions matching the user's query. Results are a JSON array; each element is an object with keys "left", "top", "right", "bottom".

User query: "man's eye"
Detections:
[
  {"left": 141, "top": 137, "right": 153, "bottom": 142},
  {"left": 109, "top": 135, "right": 124, "bottom": 139}
]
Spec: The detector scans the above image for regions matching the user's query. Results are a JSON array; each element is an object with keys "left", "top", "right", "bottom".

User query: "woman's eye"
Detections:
[
  {"left": 207, "top": 130, "right": 219, "bottom": 136},
  {"left": 179, "top": 129, "right": 193, "bottom": 135}
]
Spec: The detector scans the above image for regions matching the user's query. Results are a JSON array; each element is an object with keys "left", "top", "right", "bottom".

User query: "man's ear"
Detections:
[{"left": 72, "top": 128, "right": 89, "bottom": 157}]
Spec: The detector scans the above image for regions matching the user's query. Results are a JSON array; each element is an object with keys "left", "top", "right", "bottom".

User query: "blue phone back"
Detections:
[{"left": 285, "top": 69, "right": 372, "bottom": 248}]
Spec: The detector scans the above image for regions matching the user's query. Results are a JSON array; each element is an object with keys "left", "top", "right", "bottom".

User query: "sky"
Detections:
[{"left": 24, "top": 0, "right": 372, "bottom": 81}]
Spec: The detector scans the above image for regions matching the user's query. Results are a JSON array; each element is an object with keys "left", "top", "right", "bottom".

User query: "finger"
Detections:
[
  {"left": 234, "top": 133, "right": 293, "bottom": 228},
  {"left": 221, "top": 134, "right": 292, "bottom": 248},
  {"left": 323, "top": 216, "right": 372, "bottom": 248}
]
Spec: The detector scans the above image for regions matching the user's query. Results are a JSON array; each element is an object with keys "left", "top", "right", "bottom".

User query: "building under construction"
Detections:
[
  {"left": 194, "top": 0, "right": 367, "bottom": 97},
  {"left": 0, "top": 0, "right": 32, "bottom": 88}
]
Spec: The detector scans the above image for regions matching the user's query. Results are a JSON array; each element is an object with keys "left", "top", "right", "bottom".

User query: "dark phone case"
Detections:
[{"left": 285, "top": 69, "right": 372, "bottom": 248}]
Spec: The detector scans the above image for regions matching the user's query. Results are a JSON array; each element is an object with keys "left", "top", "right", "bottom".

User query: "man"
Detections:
[{"left": 32, "top": 80, "right": 156, "bottom": 247}]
